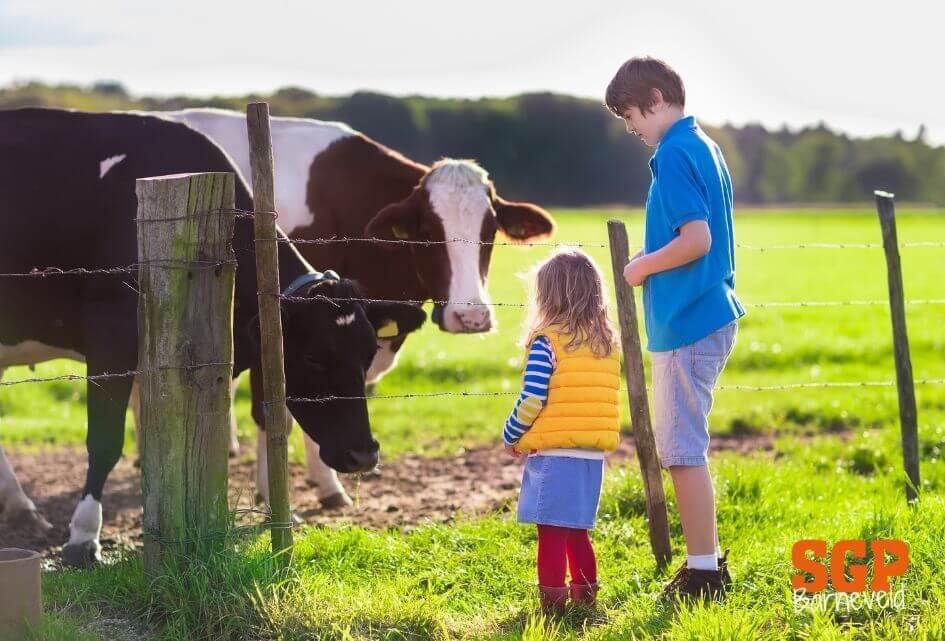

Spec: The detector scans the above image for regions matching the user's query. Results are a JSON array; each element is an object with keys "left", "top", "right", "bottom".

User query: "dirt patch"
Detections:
[{"left": 0, "top": 434, "right": 773, "bottom": 557}]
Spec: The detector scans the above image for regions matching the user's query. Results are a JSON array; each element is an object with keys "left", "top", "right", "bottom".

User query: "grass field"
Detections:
[
  {"left": 3, "top": 207, "right": 945, "bottom": 640},
  {"left": 3, "top": 208, "right": 944, "bottom": 457}
]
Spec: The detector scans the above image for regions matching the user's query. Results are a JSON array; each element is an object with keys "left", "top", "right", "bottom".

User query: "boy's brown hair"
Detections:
[{"left": 605, "top": 56, "right": 685, "bottom": 116}]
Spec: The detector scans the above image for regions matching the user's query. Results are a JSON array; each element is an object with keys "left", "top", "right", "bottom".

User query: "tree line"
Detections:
[{"left": 3, "top": 81, "right": 941, "bottom": 206}]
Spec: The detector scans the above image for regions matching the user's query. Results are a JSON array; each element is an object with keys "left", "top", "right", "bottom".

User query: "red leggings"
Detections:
[{"left": 536, "top": 524, "right": 597, "bottom": 587}]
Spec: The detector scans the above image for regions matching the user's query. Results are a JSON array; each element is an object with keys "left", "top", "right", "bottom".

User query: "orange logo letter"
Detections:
[
  {"left": 831, "top": 540, "right": 868, "bottom": 592},
  {"left": 792, "top": 539, "right": 828, "bottom": 593},
  {"left": 871, "top": 540, "right": 909, "bottom": 592}
]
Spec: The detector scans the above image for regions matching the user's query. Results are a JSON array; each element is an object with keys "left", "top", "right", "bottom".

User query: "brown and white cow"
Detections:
[{"left": 152, "top": 108, "right": 555, "bottom": 507}]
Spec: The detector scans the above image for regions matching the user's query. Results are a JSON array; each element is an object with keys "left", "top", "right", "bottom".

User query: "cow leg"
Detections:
[
  {"left": 64, "top": 301, "right": 135, "bottom": 568},
  {"left": 303, "top": 437, "right": 351, "bottom": 508},
  {"left": 0, "top": 442, "right": 53, "bottom": 532},
  {"left": 250, "top": 365, "right": 269, "bottom": 505},
  {"left": 62, "top": 371, "right": 132, "bottom": 567},
  {"left": 250, "top": 366, "right": 350, "bottom": 509},
  {"left": 0, "top": 367, "right": 53, "bottom": 532},
  {"left": 228, "top": 378, "right": 240, "bottom": 457},
  {"left": 255, "top": 425, "right": 269, "bottom": 506}
]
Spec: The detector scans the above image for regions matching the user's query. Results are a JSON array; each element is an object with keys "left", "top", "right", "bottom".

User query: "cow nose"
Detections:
[
  {"left": 349, "top": 446, "right": 379, "bottom": 472},
  {"left": 454, "top": 306, "right": 491, "bottom": 332}
]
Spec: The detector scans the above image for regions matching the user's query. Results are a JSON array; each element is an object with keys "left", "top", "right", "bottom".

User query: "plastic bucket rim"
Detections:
[{"left": 0, "top": 548, "right": 41, "bottom": 564}]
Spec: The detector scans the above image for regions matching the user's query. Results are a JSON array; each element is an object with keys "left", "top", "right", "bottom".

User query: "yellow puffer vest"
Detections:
[{"left": 515, "top": 325, "right": 621, "bottom": 453}]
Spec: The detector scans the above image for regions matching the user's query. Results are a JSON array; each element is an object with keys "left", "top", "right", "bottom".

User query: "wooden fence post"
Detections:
[
  {"left": 136, "top": 172, "right": 236, "bottom": 575},
  {"left": 874, "top": 190, "right": 920, "bottom": 503},
  {"left": 246, "top": 102, "right": 293, "bottom": 560},
  {"left": 607, "top": 220, "right": 672, "bottom": 568}
]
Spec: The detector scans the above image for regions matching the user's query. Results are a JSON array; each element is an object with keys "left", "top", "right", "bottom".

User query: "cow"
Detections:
[
  {"left": 0, "top": 107, "right": 425, "bottom": 565},
  {"left": 154, "top": 108, "right": 556, "bottom": 506}
]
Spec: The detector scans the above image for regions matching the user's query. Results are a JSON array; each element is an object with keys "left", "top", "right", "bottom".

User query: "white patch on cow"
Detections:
[
  {"left": 424, "top": 159, "right": 494, "bottom": 332},
  {"left": 67, "top": 493, "right": 103, "bottom": 546},
  {"left": 152, "top": 108, "right": 355, "bottom": 234},
  {"left": 366, "top": 339, "right": 398, "bottom": 383},
  {"left": 99, "top": 153, "right": 127, "bottom": 179},
  {"left": 0, "top": 340, "right": 84, "bottom": 369},
  {"left": 335, "top": 312, "right": 356, "bottom": 327},
  {"left": 302, "top": 438, "right": 346, "bottom": 500}
]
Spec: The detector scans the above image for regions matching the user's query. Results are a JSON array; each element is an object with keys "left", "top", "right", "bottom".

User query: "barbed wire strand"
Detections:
[
  {"left": 274, "top": 294, "right": 945, "bottom": 309},
  {"left": 270, "top": 378, "right": 945, "bottom": 404},
  {"left": 0, "top": 259, "right": 237, "bottom": 279},
  {"left": 253, "top": 235, "right": 945, "bottom": 251},
  {"left": 0, "top": 362, "right": 231, "bottom": 387}
]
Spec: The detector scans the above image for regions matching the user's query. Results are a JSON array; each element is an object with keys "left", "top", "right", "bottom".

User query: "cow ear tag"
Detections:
[
  {"left": 391, "top": 224, "right": 410, "bottom": 240},
  {"left": 377, "top": 320, "right": 399, "bottom": 338}
]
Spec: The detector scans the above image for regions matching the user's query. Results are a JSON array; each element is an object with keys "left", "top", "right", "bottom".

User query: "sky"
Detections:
[{"left": 1, "top": 0, "right": 941, "bottom": 144}]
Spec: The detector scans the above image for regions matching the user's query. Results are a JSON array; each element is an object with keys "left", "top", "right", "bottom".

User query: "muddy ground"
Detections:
[{"left": 0, "top": 434, "right": 773, "bottom": 558}]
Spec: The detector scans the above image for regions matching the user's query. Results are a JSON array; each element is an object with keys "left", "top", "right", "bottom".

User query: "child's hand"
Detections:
[
  {"left": 623, "top": 255, "right": 649, "bottom": 287},
  {"left": 504, "top": 443, "right": 524, "bottom": 460}
]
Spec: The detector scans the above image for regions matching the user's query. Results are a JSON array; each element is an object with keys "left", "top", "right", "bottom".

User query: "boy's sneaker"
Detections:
[{"left": 663, "top": 549, "right": 731, "bottom": 601}]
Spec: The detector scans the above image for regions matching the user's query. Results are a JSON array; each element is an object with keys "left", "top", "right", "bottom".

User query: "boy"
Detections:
[{"left": 606, "top": 56, "right": 745, "bottom": 600}]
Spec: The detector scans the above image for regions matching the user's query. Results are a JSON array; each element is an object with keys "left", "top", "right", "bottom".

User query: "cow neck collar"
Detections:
[{"left": 282, "top": 269, "right": 340, "bottom": 297}]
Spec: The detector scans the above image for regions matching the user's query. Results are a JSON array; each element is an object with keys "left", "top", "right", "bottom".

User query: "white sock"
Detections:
[{"left": 687, "top": 553, "right": 719, "bottom": 571}]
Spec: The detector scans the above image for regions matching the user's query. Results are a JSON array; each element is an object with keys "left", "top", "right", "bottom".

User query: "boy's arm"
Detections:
[
  {"left": 502, "top": 336, "right": 554, "bottom": 446},
  {"left": 624, "top": 146, "right": 712, "bottom": 286},
  {"left": 624, "top": 220, "right": 711, "bottom": 286}
]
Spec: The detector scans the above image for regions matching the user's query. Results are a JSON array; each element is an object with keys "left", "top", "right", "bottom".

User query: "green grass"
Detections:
[
  {"left": 36, "top": 427, "right": 945, "bottom": 640},
  {"left": 2, "top": 207, "right": 943, "bottom": 459},
  {"left": 3, "top": 207, "right": 945, "bottom": 639}
]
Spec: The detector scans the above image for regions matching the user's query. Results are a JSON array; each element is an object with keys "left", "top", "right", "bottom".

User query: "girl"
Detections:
[{"left": 503, "top": 249, "right": 621, "bottom": 614}]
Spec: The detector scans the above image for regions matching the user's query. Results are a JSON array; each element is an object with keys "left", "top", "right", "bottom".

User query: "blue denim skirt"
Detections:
[{"left": 517, "top": 455, "right": 604, "bottom": 529}]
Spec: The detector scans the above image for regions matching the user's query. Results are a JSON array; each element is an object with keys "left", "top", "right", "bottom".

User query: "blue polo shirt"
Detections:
[{"left": 642, "top": 115, "right": 745, "bottom": 352}]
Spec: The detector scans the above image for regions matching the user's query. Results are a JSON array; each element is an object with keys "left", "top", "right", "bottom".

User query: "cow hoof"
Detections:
[
  {"left": 6, "top": 507, "right": 54, "bottom": 534},
  {"left": 319, "top": 492, "right": 353, "bottom": 509},
  {"left": 62, "top": 540, "right": 102, "bottom": 568}
]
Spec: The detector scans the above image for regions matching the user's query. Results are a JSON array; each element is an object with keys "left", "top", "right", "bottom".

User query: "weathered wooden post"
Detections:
[
  {"left": 246, "top": 102, "right": 293, "bottom": 561},
  {"left": 607, "top": 220, "right": 673, "bottom": 568},
  {"left": 874, "top": 190, "right": 920, "bottom": 503},
  {"left": 137, "top": 172, "right": 236, "bottom": 575}
]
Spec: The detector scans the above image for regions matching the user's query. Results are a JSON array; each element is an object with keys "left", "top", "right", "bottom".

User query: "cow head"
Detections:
[
  {"left": 364, "top": 159, "right": 555, "bottom": 334},
  {"left": 279, "top": 278, "right": 426, "bottom": 472}
]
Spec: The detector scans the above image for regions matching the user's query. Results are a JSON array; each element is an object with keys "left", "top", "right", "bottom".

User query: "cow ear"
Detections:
[
  {"left": 494, "top": 197, "right": 556, "bottom": 241},
  {"left": 363, "top": 301, "right": 426, "bottom": 338},
  {"left": 364, "top": 191, "right": 422, "bottom": 244}
]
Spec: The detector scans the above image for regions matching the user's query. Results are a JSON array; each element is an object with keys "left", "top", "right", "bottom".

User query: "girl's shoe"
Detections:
[
  {"left": 569, "top": 581, "right": 599, "bottom": 606},
  {"left": 538, "top": 585, "right": 569, "bottom": 614}
]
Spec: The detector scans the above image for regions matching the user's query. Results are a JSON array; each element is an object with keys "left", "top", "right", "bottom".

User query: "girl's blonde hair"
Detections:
[{"left": 523, "top": 248, "right": 618, "bottom": 357}]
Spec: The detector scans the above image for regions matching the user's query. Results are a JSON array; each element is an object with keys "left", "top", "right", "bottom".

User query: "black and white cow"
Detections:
[
  {"left": 0, "top": 108, "right": 424, "bottom": 564},
  {"left": 154, "top": 108, "right": 556, "bottom": 506}
]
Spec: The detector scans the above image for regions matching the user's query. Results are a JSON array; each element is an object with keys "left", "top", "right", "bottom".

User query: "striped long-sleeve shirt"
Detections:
[{"left": 503, "top": 335, "right": 555, "bottom": 445}]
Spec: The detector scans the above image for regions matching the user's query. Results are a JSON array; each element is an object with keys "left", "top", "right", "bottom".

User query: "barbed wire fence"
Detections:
[
  {"left": 2, "top": 216, "right": 944, "bottom": 398},
  {"left": 0, "top": 116, "right": 939, "bottom": 567},
  {"left": 4, "top": 225, "right": 943, "bottom": 396}
]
